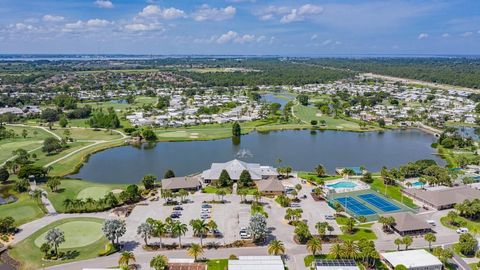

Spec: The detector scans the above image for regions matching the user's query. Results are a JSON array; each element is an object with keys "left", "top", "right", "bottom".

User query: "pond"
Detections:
[
  {"left": 71, "top": 129, "right": 444, "bottom": 184},
  {"left": 261, "top": 93, "right": 295, "bottom": 109}
]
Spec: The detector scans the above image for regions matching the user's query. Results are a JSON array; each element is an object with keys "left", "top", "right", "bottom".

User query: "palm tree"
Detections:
[
  {"left": 187, "top": 243, "right": 204, "bottom": 261},
  {"left": 315, "top": 164, "right": 326, "bottom": 177},
  {"left": 118, "top": 251, "right": 136, "bottom": 268},
  {"left": 161, "top": 189, "right": 173, "bottom": 202},
  {"left": 329, "top": 243, "right": 343, "bottom": 259},
  {"left": 178, "top": 189, "right": 189, "bottom": 202},
  {"left": 215, "top": 189, "right": 227, "bottom": 202},
  {"left": 31, "top": 189, "right": 44, "bottom": 206},
  {"left": 190, "top": 219, "right": 209, "bottom": 246},
  {"left": 315, "top": 222, "right": 327, "bottom": 239},
  {"left": 63, "top": 198, "right": 73, "bottom": 210},
  {"left": 85, "top": 197, "right": 95, "bottom": 209},
  {"left": 394, "top": 238, "right": 403, "bottom": 251},
  {"left": 306, "top": 237, "right": 322, "bottom": 255},
  {"left": 252, "top": 190, "right": 261, "bottom": 203},
  {"left": 149, "top": 219, "right": 167, "bottom": 248},
  {"left": 150, "top": 255, "right": 168, "bottom": 270},
  {"left": 237, "top": 188, "right": 247, "bottom": 203},
  {"left": 424, "top": 233, "right": 436, "bottom": 250},
  {"left": 171, "top": 222, "right": 188, "bottom": 247},
  {"left": 267, "top": 239, "right": 285, "bottom": 255},
  {"left": 402, "top": 236, "right": 413, "bottom": 250},
  {"left": 341, "top": 240, "right": 358, "bottom": 259}
]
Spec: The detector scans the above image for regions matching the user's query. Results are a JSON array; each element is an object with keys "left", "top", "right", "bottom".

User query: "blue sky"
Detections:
[{"left": 0, "top": 0, "right": 479, "bottom": 55}]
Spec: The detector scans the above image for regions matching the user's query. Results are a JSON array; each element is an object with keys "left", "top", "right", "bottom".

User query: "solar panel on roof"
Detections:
[{"left": 316, "top": 259, "right": 357, "bottom": 267}]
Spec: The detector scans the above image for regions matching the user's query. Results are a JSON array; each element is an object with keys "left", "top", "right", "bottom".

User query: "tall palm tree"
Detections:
[
  {"left": 31, "top": 189, "right": 44, "bottom": 205},
  {"left": 63, "top": 198, "right": 73, "bottom": 210},
  {"left": 329, "top": 243, "right": 343, "bottom": 259},
  {"left": 171, "top": 222, "right": 188, "bottom": 247},
  {"left": 341, "top": 240, "right": 358, "bottom": 259},
  {"left": 424, "top": 233, "right": 436, "bottom": 250},
  {"left": 187, "top": 243, "right": 204, "bottom": 261},
  {"left": 118, "top": 251, "right": 136, "bottom": 267},
  {"left": 252, "top": 190, "right": 261, "bottom": 203},
  {"left": 394, "top": 238, "right": 403, "bottom": 251},
  {"left": 267, "top": 239, "right": 285, "bottom": 255},
  {"left": 306, "top": 237, "right": 322, "bottom": 255},
  {"left": 150, "top": 219, "right": 167, "bottom": 248},
  {"left": 85, "top": 197, "right": 95, "bottom": 209},
  {"left": 190, "top": 219, "right": 209, "bottom": 246}
]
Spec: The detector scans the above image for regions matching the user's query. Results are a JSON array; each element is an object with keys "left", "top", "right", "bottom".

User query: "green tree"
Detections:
[
  {"left": 141, "top": 174, "right": 156, "bottom": 190},
  {"left": 218, "top": 169, "right": 232, "bottom": 187},
  {"left": 187, "top": 243, "right": 204, "bottom": 261},
  {"left": 46, "top": 177, "right": 61, "bottom": 192},
  {"left": 21, "top": 129, "right": 28, "bottom": 139},
  {"left": 314, "top": 164, "right": 326, "bottom": 177},
  {"left": 402, "top": 236, "right": 413, "bottom": 250},
  {"left": 42, "top": 137, "right": 63, "bottom": 154},
  {"left": 171, "top": 222, "right": 188, "bottom": 247},
  {"left": 40, "top": 243, "right": 50, "bottom": 257},
  {"left": 137, "top": 222, "right": 154, "bottom": 246},
  {"left": 267, "top": 239, "right": 285, "bottom": 255},
  {"left": 297, "top": 94, "right": 309, "bottom": 106},
  {"left": 0, "top": 167, "right": 9, "bottom": 183},
  {"left": 424, "top": 233, "right": 436, "bottom": 250},
  {"left": 45, "top": 228, "right": 65, "bottom": 256},
  {"left": 306, "top": 237, "right": 322, "bottom": 255},
  {"left": 238, "top": 170, "right": 253, "bottom": 187},
  {"left": 394, "top": 238, "right": 403, "bottom": 251},
  {"left": 164, "top": 169, "right": 175, "bottom": 179},
  {"left": 118, "top": 251, "right": 136, "bottom": 268},
  {"left": 150, "top": 255, "right": 168, "bottom": 270},
  {"left": 458, "top": 233, "right": 478, "bottom": 256},
  {"left": 59, "top": 116, "right": 68, "bottom": 128},
  {"left": 190, "top": 219, "right": 209, "bottom": 246},
  {"left": 232, "top": 121, "right": 241, "bottom": 137}
]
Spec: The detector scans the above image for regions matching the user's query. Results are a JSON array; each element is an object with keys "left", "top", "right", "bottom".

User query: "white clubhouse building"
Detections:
[{"left": 201, "top": 159, "right": 278, "bottom": 183}]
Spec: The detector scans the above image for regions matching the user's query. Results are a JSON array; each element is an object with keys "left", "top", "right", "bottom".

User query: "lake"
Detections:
[
  {"left": 261, "top": 93, "right": 295, "bottom": 109},
  {"left": 71, "top": 129, "right": 444, "bottom": 184}
]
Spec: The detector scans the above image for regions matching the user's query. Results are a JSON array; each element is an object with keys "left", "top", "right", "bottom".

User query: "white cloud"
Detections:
[
  {"left": 139, "top": 5, "right": 185, "bottom": 19},
  {"left": 322, "top": 39, "right": 332, "bottom": 45},
  {"left": 280, "top": 4, "right": 324, "bottom": 23},
  {"left": 441, "top": 33, "right": 450, "bottom": 38},
  {"left": 94, "top": 0, "right": 114, "bottom": 9},
  {"left": 461, "top": 31, "right": 473, "bottom": 37},
  {"left": 86, "top": 19, "right": 111, "bottom": 27},
  {"left": 64, "top": 20, "right": 84, "bottom": 30},
  {"left": 10, "top": 23, "right": 37, "bottom": 31},
  {"left": 216, "top": 30, "right": 238, "bottom": 44},
  {"left": 236, "top": 34, "right": 255, "bottom": 43},
  {"left": 311, "top": 34, "right": 318, "bottom": 40},
  {"left": 193, "top": 5, "right": 236, "bottom": 21},
  {"left": 260, "top": 14, "right": 274, "bottom": 21},
  {"left": 124, "top": 23, "right": 162, "bottom": 32},
  {"left": 42, "top": 15, "right": 64, "bottom": 22},
  {"left": 256, "top": 35, "right": 266, "bottom": 42},
  {"left": 418, "top": 33, "right": 429, "bottom": 39}
]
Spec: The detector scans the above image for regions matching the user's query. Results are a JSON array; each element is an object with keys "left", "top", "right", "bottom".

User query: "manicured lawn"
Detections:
[
  {"left": 292, "top": 104, "right": 371, "bottom": 131},
  {"left": 9, "top": 217, "right": 108, "bottom": 270},
  {"left": 207, "top": 259, "right": 228, "bottom": 270},
  {"left": 202, "top": 186, "right": 232, "bottom": 194},
  {"left": 336, "top": 221, "right": 377, "bottom": 241},
  {"left": 34, "top": 220, "right": 104, "bottom": 248},
  {"left": 370, "top": 178, "right": 417, "bottom": 209},
  {"left": 297, "top": 172, "right": 342, "bottom": 184},
  {"left": 0, "top": 125, "right": 51, "bottom": 164},
  {"left": 440, "top": 215, "right": 480, "bottom": 232},
  {"left": 31, "top": 141, "right": 93, "bottom": 167},
  {"left": 46, "top": 179, "right": 126, "bottom": 213},
  {"left": 0, "top": 190, "right": 45, "bottom": 226},
  {"left": 51, "top": 128, "right": 122, "bottom": 141}
]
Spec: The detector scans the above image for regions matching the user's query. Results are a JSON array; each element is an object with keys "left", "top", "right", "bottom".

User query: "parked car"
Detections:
[
  {"left": 426, "top": 220, "right": 436, "bottom": 226},
  {"left": 200, "top": 214, "right": 210, "bottom": 219},
  {"left": 456, "top": 227, "right": 469, "bottom": 234},
  {"left": 202, "top": 204, "right": 212, "bottom": 209},
  {"left": 290, "top": 203, "right": 301, "bottom": 208},
  {"left": 325, "top": 214, "right": 335, "bottom": 220},
  {"left": 173, "top": 206, "right": 183, "bottom": 211},
  {"left": 201, "top": 208, "right": 211, "bottom": 213},
  {"left": 170, "top": 213, "right": 180, "bottom": 218},
  {"left": 239, "top": 228, "right": 251, "bottom": 239}
]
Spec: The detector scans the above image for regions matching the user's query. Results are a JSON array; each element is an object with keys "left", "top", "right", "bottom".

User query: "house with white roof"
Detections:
[
  {"left": 380, "top": 249, "right": 442, "bottom": 270},
  {"left": 201, "top": 159, "right": 278, "bottom": 184}
]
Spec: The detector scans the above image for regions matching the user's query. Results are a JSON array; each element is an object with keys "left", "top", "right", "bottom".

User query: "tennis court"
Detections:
[
  {"left": 358, "top": 193, "right": 400, "bottom": 212},
  {"left": 335, "top": 197, "right": 376, "bottom": 216}
]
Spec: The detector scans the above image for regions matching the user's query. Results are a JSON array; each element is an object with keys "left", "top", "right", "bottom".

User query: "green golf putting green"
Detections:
[
  {"left": 76, "top": 187, "right": 111, "bottom": 200},
  {"left": 34, "top": 220, "right": 104, "bottom": 249}
]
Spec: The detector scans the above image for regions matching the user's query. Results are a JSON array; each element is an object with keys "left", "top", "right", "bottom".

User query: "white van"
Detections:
[
  {"left": 426, "top": 220, "right": 436, "bottom": 226},
  {"left": 456, "top": 227, "right": 469, "bottom": 234}
]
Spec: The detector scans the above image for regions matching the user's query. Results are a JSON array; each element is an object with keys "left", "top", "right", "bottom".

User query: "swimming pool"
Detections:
[
  {"left": 327, "top": 181, "right": 358, "bottom": 189},
  {"left": 412, "top": 181, "right": 425, "bottom": 187}
]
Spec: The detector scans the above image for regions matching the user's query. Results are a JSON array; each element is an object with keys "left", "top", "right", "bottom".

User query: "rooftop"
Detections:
[
  {"left": 380, "top": 249, "right": 442, "bottom": 268},
  {"left": 404, "top": 185, "right": 480, "bottom": 207}
]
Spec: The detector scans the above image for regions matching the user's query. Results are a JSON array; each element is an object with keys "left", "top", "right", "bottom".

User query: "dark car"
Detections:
[{"left": 173, "top": 206, "right": 183, "bottom": 211}]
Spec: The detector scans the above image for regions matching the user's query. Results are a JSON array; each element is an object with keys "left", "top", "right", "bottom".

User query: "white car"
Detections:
[
  {"left": 325, "top": 214, "right": 335, "bottom": 220},
  {"left": 456, "top": 227, "right": 469, "bottom": 234},
  {"left": 239, "top": 229, "right": 251, "bottom": 239},
  {"left": 201, "top": 208, "right": 211, "bottom": 213}
]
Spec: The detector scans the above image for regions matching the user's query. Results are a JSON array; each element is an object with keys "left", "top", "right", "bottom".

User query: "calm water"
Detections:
[
  {"left": 261, "top": 93, "right": 294, "bottom": 109},
  {"left": 72, "top": 129, "right": 443, "bottom": 183}
]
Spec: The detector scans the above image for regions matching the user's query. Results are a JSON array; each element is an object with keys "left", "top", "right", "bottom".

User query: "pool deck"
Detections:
[{"left": 324, "top": 178, "right": 370, "bottom": 194}]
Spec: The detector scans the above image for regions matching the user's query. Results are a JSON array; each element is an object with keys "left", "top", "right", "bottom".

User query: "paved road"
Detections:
[{"left": 7, "top": 176, "right": 466, "bottom": 270}]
